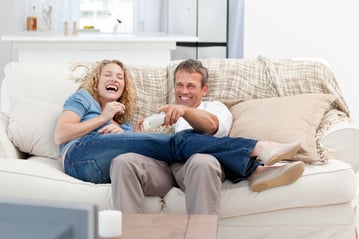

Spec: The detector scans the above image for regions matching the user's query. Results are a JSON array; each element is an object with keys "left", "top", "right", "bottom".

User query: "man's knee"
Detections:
[
  {"left": 111, "top": 152, "right": 134, "bottom": 167},
  {"left": 186, "top": 154, "right": 224, "bottom": 182},
  {"left": 188, "top": 153, "right": 221, "bottom": 169},
  {"left": 110, "top": 152, "right": 144, "bottom": 175}
]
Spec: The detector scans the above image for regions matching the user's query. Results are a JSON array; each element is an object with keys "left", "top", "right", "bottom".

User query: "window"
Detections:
[{"left": 80, "top": 0, "right": 134, "bottom": 33}]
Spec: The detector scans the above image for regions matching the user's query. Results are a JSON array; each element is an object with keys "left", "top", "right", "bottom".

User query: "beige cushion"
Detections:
[
  {"left": 7, "top": 99, "right": 62, "bottom": 159},
  {"left": 229, "top": 94, "right": 336, "bottom": 163}
]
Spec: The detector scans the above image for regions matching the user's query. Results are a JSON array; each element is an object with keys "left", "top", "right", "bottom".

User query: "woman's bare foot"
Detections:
[
  {"left": 254, "top": 141, "right": 301, "bottom": 166},
  {"left": 249, "top": 161, "right": 305, "bottom": 192}
]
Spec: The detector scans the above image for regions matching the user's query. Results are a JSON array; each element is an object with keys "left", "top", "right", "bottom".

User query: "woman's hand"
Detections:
[
  {"left": 98, "top": 123, "right": 124, "bottom": 134},
  {"left": 101, "top": 101, "right": 126, "bottom": 121}
]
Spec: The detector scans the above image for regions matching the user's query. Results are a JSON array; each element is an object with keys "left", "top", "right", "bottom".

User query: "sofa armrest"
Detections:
[
  {"left": 322, "top": 121, "right": 359, "bottom": 172},
  {"left": 0, "top": 112, "right": 23, "bottom": 158}
]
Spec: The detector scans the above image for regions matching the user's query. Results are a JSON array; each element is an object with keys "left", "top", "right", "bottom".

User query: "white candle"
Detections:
[{"left": 98, "top": 210, "right": 122, "bottom": 238}]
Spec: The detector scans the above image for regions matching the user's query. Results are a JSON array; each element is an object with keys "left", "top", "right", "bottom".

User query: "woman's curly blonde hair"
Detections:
[{"left": 78, "top": 59, "right": 136, "bottom": 124}]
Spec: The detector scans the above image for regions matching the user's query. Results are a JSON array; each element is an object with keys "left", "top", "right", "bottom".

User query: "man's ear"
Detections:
[{"left": 202, "top": 84, "right": 209, "bottom": 96}]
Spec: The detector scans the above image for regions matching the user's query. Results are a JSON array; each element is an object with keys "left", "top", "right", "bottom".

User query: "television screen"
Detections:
[{"left": 0, "top": 198, "right": 97, "bottom": 239}]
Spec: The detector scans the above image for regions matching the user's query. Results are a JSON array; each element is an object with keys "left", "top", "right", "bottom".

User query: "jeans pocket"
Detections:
[{"left": 67, "top": 160, "right": 103, "bottom": 184}]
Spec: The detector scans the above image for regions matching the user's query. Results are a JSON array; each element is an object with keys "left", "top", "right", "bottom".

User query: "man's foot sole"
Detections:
[{"left": 251, "top": 161, "right": 305, "bottom": 193}]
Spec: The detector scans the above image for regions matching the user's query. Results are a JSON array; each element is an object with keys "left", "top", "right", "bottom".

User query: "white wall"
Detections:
[
  {"left": 244, "top": 0, "right": 359, "bottom": 122},
  {"left": 0, "top": 0, "right": 17, "bottom": 85},
  {"left": 2, "top": 0, "right": 358, "bottom": 121}
]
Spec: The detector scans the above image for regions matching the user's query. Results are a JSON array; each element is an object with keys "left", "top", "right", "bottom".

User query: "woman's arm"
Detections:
[
  {"left": 54, "top": 100, "right": 127, "bottom": 145},
  {"left": 54, "top": 110, "right": 107, "bottom": 145}
]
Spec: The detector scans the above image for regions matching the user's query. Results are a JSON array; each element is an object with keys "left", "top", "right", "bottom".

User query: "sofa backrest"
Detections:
[
  {"left": 0, "top": 61, "right": 169, "bottom": 160},
  {"left": 167, "top": 57, "right": 349, "bottom": 115},
  {"left": 2, "top": 57, "right": 347, "bottom": 126},
  {"left": 0, "top": 57, "right": 351, "bottom": 164},
  {"left": 0, "top": 62, "right": 169, "bottom": 124},
  {"left": 125, "top": 65, "right": 168, "bottom": 126},
  {"left": 166, "top": 57, "right": 351, "bottom": 165}
]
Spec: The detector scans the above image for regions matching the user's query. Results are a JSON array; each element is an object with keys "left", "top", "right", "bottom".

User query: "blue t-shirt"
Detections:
[{"left": 60, "top": 89, "right": 133, "bottom": 154}]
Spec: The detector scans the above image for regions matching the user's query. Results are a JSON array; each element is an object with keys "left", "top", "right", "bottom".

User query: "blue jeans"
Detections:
[{"left": 64, "top": 129, "right": 260, "bottom": 184}]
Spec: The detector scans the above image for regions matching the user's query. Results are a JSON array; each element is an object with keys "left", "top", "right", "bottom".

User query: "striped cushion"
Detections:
[{"left": 127, "top": 65, "right": 168, "bottom": 126}]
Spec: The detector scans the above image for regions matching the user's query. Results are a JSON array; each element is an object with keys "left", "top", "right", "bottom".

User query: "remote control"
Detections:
[{"left": 142, "top": 112, "right": 166, "bottom": 131}]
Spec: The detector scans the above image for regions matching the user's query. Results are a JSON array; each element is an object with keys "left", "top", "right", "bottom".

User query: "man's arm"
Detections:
[
  {"left": 182, "top": 107, "right": 219, "bottom": 135},
  {"left": 158, "top": 101, "right": 232, "bottom": 136}
]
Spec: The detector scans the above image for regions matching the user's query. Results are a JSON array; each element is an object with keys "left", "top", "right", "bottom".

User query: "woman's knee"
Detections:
[{"left": 65, "top": 159, "right": 104, "bottom": 184}]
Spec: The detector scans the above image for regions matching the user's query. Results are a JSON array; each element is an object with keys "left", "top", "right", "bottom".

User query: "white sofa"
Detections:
[{"left": 0, "top": 57, "right": 358, "bottom": 239}]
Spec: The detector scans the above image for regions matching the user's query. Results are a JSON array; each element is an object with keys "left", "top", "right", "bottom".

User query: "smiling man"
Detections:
[
  {"left": 111, "top": 59, "right": 233, "bottom": 214},
  {"left": 159, "top": 60, "right": 232, "bottom": 137}
]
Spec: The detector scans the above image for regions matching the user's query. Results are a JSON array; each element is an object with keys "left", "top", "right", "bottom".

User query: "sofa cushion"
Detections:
[
  {"left": 0, "top": 156, "right": 163, "bottom": 212},
  {"left": 7, "top": 99, "right": 62, "bottom": 159},
  {"left": 1, "top": 62, "right": 80, "bottom": 118},
  {"left": 229, "top": 93, "right": 336, "bottom": 163},
  {"left": 162, "top": 159, "right": 356, "bottom": 217}
]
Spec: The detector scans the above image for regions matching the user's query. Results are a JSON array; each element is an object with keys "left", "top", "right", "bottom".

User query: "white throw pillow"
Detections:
[{"left": 7, "top": 99, "right": 62, "bottom": 159}]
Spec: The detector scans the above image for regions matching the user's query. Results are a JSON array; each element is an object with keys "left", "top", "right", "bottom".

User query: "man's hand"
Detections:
[
  {"left": 134, "top": 119, "right": 144, "bottom": 132},
  {"left": 135, "top": 104, "right": 187, "bottom": 131},
  {"left": 159, "top": 104, "right": 219, "bottom": 135},
  {"left": 134, "top": 118, "right": 165, "bottom": 132},
  {"left": 158, "top": 104, "right": 186, "bottom": 125}
]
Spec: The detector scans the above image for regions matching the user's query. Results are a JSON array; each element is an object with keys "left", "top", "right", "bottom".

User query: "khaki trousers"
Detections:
[{"left": 110, "top": 153, "right": 225, "bottom": 214}]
